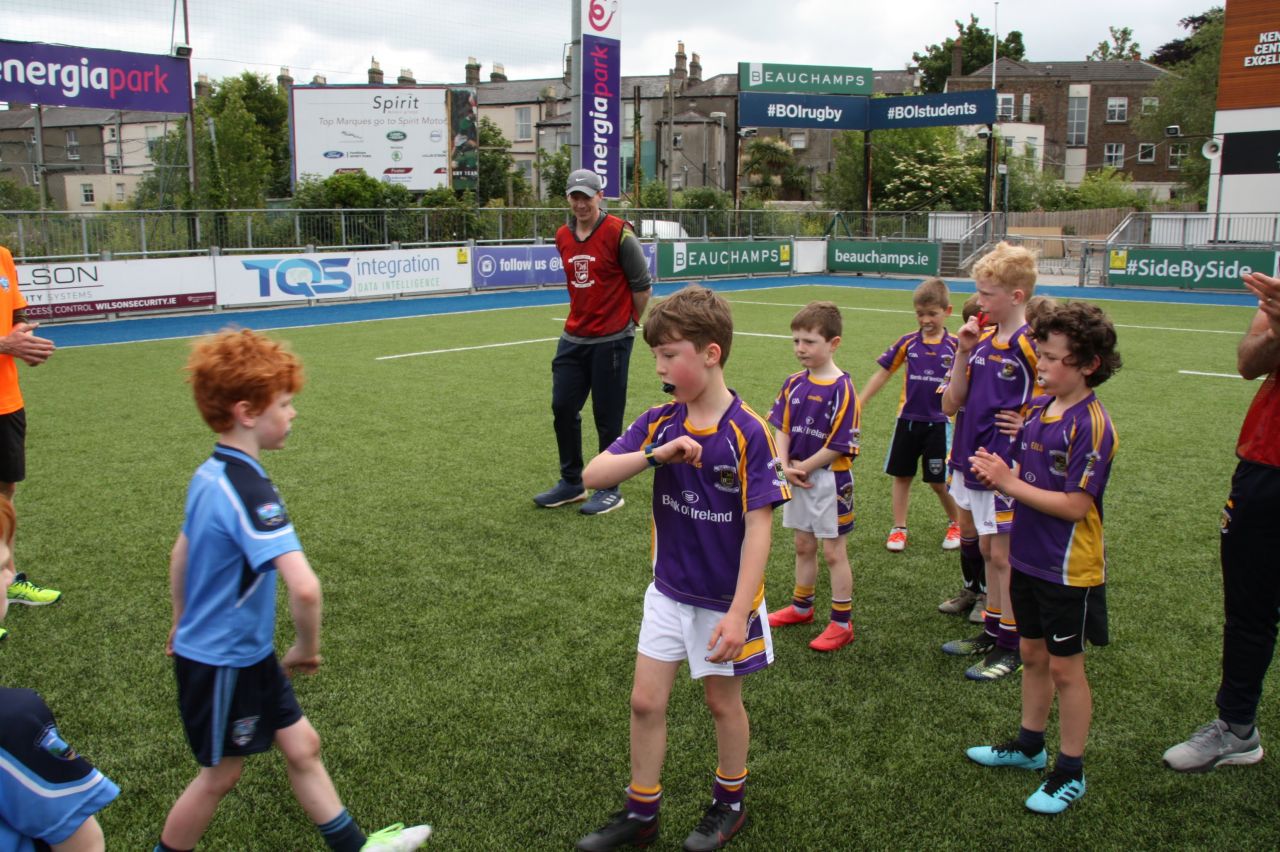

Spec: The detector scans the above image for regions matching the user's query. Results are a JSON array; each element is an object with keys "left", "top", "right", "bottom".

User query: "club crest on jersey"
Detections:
[
  {"left": 0, "top": 276, "right": 9, "bottom": 292},
  {"left": 771, "top": 457, "right": 786, "bottom": 487},
  {"left": 231, "top": 715, "right": 260, "bottom": 747},
  {"left": 999, "top": 361, "right": 1019, "bottom": 380},
  {"left": 941, "top": 354, "right": 954, "bottom": 369},
  {"left": 255, "top": 502, "right": 286, "bottom": 527},
  {"left": 568, "top": 253, "right": 596, "bottom": 288},
  {"left": 38, "top": 724, "right": 77, "bottom": 760},
  {"left": 1049, "top": 450, "right": 1068, "bottom": 476},
  {"left": 838, "top": 481, "right": 854, "bottom": 509},
  {"left": 1083, "top": 451, "right": 1100, "bottom": 475},
  {"left": 713, "top": 464, "right": 740, "bottom": 493}
]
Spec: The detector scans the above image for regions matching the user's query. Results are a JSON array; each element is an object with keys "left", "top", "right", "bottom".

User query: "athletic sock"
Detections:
[
  {"left": 155, "top": 843, "right": 192, "bottom": 852},
  {"left": 1225, "top": 720, "right": 1256, "bottom": 740},
  {"left": 713, "top": 768, "right": 747, "bottom": 811},
  {"left": 1055, "top": 752, "right": 1084, "bottom": 779},
  {"left": 1017, "top": 726, "right": 1046, "bottom": 756},
  {"left": 626, "top": 782, "right": 661, "bottom": 821},
  {"left": 983, "top": 605, "right": 1001, "bottom": 640},
  {"left": 830, "top": 598, "right": 852, "bottom": 628},
  {"left": 317, "top": 809, "right": 366, "bottom": 852},
  {"left": 997, "top": 615, "right": 1019, "bottom": 651},
  {"left": 791, "top": 584, "right": 815, "bottom": 614},
  {"left": 959, "top": 537, "right": 983, "bottom": 592}
]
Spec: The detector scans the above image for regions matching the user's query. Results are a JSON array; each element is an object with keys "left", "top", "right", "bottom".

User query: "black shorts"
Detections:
[
  {"left": 1009, "top": 569, "right": 1109, "bottom": 657},
  {"left": 0, "top": 408, "right": 27, "bottom": 483},
  {"left": 883, "top": 418, "right": 949, "bottom": 483},
  {"left": 174, "top": 652, "right": 304, "bottom": 767}
]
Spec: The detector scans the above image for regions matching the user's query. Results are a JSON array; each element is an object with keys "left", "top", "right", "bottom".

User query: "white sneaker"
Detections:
[
  {"left": 885, "top": 527, "right": 907, "bottom": 552},
  {"left": 362, "top": 823, "right": 432, "bottom": 851}
]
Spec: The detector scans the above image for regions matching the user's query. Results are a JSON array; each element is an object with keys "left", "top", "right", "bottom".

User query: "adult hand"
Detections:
[
  {"left": 1242, "top": 272, "right": 1280, "bottom": 338},
  {"left": 2, "top": 323, "right": 55, "bottom": 366}
]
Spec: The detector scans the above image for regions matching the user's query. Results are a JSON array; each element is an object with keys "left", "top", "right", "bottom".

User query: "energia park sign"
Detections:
[{"left": 738, "top": 60, "right": 995, "bottom": 131}]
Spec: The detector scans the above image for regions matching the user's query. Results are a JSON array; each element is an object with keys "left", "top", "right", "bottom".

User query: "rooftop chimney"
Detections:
[
  {"left": 397, "top": 68, "right": 415, "bottom": 86},
  {"left": 368, "top": 57, "right": 384, "bottom": 85},
  {"left": 277, "top": 66, "right": 294, "bottom": 92},
  {"left": 542, "top": 85, "right": 558, "bottom": 117},
  {"left": 674, "top": 41, "right": 688, "bottom": 85},
  {"left": 311, "top": 74, "right": 326, "bottom": 85},
  {"left": 194, "top": 73, "right": 212, "bottom": 100},
  {"left": 490, "top": 62, "right": 507, "bottom": 83},
  {"left": 465, "top": 56, "right": 481, "bottom": 86},
  {"left": 951, "top": 39, "right": 964, "bottom": 79},
  {"left": 563, "top": 53, "right": 572, "bottom": 85},
  {"left": 689, "top": 52, "right": 702, "bottom": 86}
]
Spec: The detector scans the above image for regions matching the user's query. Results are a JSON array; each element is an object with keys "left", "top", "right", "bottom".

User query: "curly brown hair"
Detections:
[
  {"left": 1033, "top": 301, "right": 1122, "bottom": 388},
  {"left": 187, "top": 329, "right": 304, "bottom": 432}
]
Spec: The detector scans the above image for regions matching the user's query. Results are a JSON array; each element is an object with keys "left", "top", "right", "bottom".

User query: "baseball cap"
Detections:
[{"left": 566, "top": 168, "right": 603, "bottom": 198}]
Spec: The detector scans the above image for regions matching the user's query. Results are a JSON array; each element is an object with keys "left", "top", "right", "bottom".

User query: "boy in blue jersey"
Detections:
[
  {"left": 940, "top": 243, "right": 1041, "bottom": 682},
  {"left": 575, "top": 286, "right": 790, "bottom": 852},
  {"left": 766, "top": 302, "right": 860, "bottom": 652},
  {"left": 860, "top": 278, "right": 961, "bottom": 555},
  {"left": 0, "top": 497, "right": 119, "bottom": 852},
  {"left": 965, "top": 302, "right": 1120, "bottom": 813},
  {"left": 157, "top": 330, "right": 429, "bottom": 852}
]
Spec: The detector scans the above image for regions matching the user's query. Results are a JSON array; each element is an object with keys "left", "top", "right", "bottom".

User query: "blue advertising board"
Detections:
[
  {"left": 869, "top": 90, "right": 996, "bottom": 130},
  {"left": 0, "top": 39, "right": 191, "bottom": 112},
  {"left": 739, "top": 92, "right": 869, "bottom": 131},
  {"left": 472, "top": 243, "right": 657, "bottom": 290}
]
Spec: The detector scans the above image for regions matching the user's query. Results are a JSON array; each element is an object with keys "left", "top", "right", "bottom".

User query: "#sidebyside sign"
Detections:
[
  {"left": 0, "top": 39, "right": 191, "bottom": 113},
  {"left": 828, "top": 241, "right": 940, "bottom": 276},
  {"left": 1107, "top": 248, "right": 1279, "bottom": 289},
  {"left": 218, "top": 248, "right": 470, "bottom": 307},
  {"left": 658, "top": 241, "right": 792, "bottom": 278}
]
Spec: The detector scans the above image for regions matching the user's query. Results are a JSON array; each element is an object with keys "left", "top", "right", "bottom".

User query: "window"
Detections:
[
  {"left": 1104, "top": 143, "right": 1125, "bottom": 168},
  {"left": 65, "top": 129, "right": 80, "bottom": 160},
  {"left": 788, "top": 131, "right": 807, "bottom": 150},
  {"left": 1169, "top": 143, "right": 1189, "bottom": 170},
  {"left": 1067, "top": 96, "right": 1089, "bottom": 146},
  {"left": 115, "top": 182, "right": 126, "bottom": 202},
  {"left": 80, "top": 183, "right": 95, "bottom": 204},
  {"left": 516, "top": 159, "right": 533, "bottom": 182},
  {"left": 145, "top": 126, "right": 161, "bottom": 157},
  {"left": 1021, "top": 93, "right": 1031, "bottom": 122},
  {"left": 555, "top": 130, "right": 570, "bottom": 148},
  {"left": 1106, "top": 97, "right": 1128, "bottom": 122},
  {"left": 1025, "top": 137, "right": 1039, "bottom": 159},
  {"left": 622, "top": 102, "right": 636, "bottom": 137},
  {"left": 515, "top": 107, "right": 531, "bottom": 141},
  {"left": 997, "top": 93, "right": 1015, "bottom": 120},
  {"left": 107, "top": 157, "right": 121, "bottom": 175},
  {"left": 1142, "top": 96, "right": 1159, "bottom": 115},
  {"left": 107, "top": 126, "right": 117, "bottom": 141},
  {"left": 1137, "top": 143, "right": 1155, "bottom": 163}
]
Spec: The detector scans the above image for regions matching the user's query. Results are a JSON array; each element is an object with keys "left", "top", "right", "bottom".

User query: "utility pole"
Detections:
[
  {"left": 32, "top": 105, "right": 46, "bottom": 212},
  {"left": 633, "top": 85, "right": 642, "bottom": 201},
  {"left": 665, "top": 70, "right": 675, "bottom": 209}
]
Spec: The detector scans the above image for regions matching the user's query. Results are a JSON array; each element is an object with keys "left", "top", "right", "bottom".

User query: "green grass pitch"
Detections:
[{"left": 4, "top": 283, "right": 1278, "bottom": 849}]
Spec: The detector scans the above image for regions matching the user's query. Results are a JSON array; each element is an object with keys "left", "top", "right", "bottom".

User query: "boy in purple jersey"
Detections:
[
  {"left": 965, "top": 301, "right": 1120, "bottom": 814},
  {"left": 576, "top": 285, "right": 790, "bottom": 852},
  {"left": 940, "top": 242, "right": 1040, "bottom": 683},
  {"left": 860, "top": 278, "right": 961, "bottom": 554},
  {"left": 765, "top": 301, "right": 860, "bottom": 653}
]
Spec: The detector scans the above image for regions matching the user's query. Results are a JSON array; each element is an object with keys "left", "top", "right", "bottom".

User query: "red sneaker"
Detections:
[
  {"left": 943, "top": 521, "right": 962, "bottom": 550},
  {"left": 885, "top": 527, "right": 908, "bottom": 552},
  {"left": 768, "top": 605, "right": 814, "bottom": 627},
  {"left": 808, "top": 622, "right": 855, "bottom": 652}
]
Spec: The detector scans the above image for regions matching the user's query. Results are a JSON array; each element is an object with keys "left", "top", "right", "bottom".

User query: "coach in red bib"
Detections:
[
  {"left": 534, "top": 169, "right": 652, "bottom": 516},
  {"left": 1165, "top": 270, "right": 1280, "bottom": 773}
]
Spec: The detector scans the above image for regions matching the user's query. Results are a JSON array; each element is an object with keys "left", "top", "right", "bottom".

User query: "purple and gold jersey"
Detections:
[
  {"left": 1009, "top": 393, "right": 1118, "bottom": 587},
  {"left": 949, "top": 325, "right": 1039, "bottom": 490},
  {"left": 766, "top": 371, "right": 860, "bottom": 471},
  {"left": 610, "top": 393, "right": 791, "bottom": 612},
  {"left": 876, "top": 330, "right": 958, "bottom": 423}
]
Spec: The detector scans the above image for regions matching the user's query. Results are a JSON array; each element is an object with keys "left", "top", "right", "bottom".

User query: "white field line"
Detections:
[
  {"left": 1179, "top": 370, "right": 1259, "bottom": 380},
  {"left": 377, "top": 337, "right": 558, "bottom": 361}
]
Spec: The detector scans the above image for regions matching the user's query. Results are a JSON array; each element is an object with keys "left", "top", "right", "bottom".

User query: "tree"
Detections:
[
  {"left": 0, "top": 176, "right": 43, "bottom": 211},
  {"left": 291, "top": 172, "right": 413, "bottom": 209},
  {"left": 637, "top": 179, "right": 668, "bottom": 209},
  {"left": 879, "top": 138, "right": 987, "bottom": 211},
  {"left": 1134, "top": 7, "right": 1224, "bottom": 202},
  {"left": 131, "top": 124, "right": 191, "bottom": 209},
  {"left": 913, "top": 15, "right": 1027, "bottom": 94},
  {"left": 537, "top": 144, "right": 572, "bottom": 200},
  {"left": 741, "top": 136, "right": 803, "bottom": 200},
  {"left": 477, "top": 117, "right": 530, "bottom": 205},
  {"left": 820, "top": 124, "right": 958, "bottom": 210},
  {"left": 1148, "top": 8, "right": 1222, "bottom": 67},
  {"left": 1088, "top": 26, "right": 1142, "bottom": 61},
  {"left": 208, "top": 72, "right": 290, "bottom": 198},
  {"left": 679, "top": 186, "right": 733, "bottom": 210},
  {"left": 195, "top": 89, "right": 271, "bottom": 209}
]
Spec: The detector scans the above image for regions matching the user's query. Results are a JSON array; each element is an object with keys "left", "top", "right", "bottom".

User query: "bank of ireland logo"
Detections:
[
  {"left": 587, "top": 0, "right": 617, "bottom": 32},
  {"left": 1109, "top": 249, "right": 1128, "bottom": 271},
  {"left": 569, "top": 253, "right": 595, "bottom": 288},
  {"left": 672, "top": 242, "right": 688, "bottom": 274}
]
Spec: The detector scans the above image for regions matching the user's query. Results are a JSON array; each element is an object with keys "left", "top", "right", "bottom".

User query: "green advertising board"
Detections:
[
  {"left": 658, "top": 240, "right": 792, "bottom": 279},
  {"left": 738, "top": 62, "right": 873, "bottom": 96},
  {"left": 828, "top": 241, "right": 940, "bottom": 276},
  {"left": 1107, "top": 247, "right": 1278, "bottom": 290}
]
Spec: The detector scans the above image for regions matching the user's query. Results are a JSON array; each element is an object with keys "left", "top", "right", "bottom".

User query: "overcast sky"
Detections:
[{"left": 9, "top": 0, "right": 1214, "bottom": 88}]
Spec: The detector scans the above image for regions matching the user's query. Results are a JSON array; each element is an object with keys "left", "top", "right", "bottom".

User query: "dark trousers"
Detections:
[
  {"left": 551, "top": 335, "right": 635, "bottom": 486},
  {"left": 1216, "top": 460, "right": 1280, "bottom": 726}
]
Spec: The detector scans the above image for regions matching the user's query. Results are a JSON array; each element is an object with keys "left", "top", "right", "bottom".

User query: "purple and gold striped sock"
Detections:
[
  {"left": 830, "top": 598, "right": 852, "bottom": 628},
  {"left": 626, "top": 782, "right": 661, "bottom": 821},
  {"left": 713, "top": 768, "right": 748, "bottom": 809},
  {"left": 984, "top": 605, "right": 1001, "bottom": 639},
  {"left": 791, "top": 584, "right": 815, "bottom": 614},
  {"left": 997, "top": 615, "right": 1019, "bottom": 651}
]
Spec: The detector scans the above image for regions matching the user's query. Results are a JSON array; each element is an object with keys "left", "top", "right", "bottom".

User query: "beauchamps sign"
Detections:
[{"left": 0, "top": 39, "right": 191, "bottom": 112}]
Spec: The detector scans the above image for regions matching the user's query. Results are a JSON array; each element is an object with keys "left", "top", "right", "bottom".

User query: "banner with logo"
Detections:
[
  {"left": 738, "top": 62, "right": 872, "bottom": 96},
  {"left": 580, "top": 0, "right": 622, "bottom": 198},
  {"left": 869, "top": 90, "right": 997, "bottom": 130},
  {"left": 739, "top": 92, "right": 868, "bottom": 131},
  {"left": 828, "top": 241, "right": 940, "bottom": 275},
  {"left": 472, "top": 242, "right": 656, "bottom": 290},
  {"left": 217, "top": 247, "right": 470, "bottom": 307},
  {"left": 658, "top": 241, "right": 792, "bottom": 279},
  {"left": 16, "top": 257, "right": 214, "bottom": 320},
  {"left": 0, "top": 40, "right": 191, "bottom": 112},
  {"left": 1106, "top": 247, "right": 1278, "bottom": 289}
]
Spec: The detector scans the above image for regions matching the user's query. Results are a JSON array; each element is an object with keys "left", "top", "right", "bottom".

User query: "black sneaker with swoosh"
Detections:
[{"left": 683, "top": 801, "right": 747, "bottom": 851}]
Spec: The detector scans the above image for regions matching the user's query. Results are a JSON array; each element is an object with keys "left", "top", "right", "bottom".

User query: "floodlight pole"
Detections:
[{"left": 570, "top": 0, "right": 582, "bottom": 172}]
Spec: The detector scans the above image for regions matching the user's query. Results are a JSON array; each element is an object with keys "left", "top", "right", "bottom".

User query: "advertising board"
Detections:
[
  {"left": 1106, "top": 247, "right": 1278, "bottom": 290},
  {"left": 827, "top": 241, "right": 940, "bottom": 275},
  {"left": 737, "top": 62, "right": 872, "bottom": 96},
  {"left": 658, "top": 241, "right": 792, "bottom": 278},
  {"left": 580, "top": 0, "right": 621, "bottom": 196},
  {"left": 472, "top": 243, "right": 656, "bottom": 290},
  {"left": 0, "top": 39, "right": 190, "bottom": 113},
  {"left": 17, "top": 257, "right": 214, "bottom": 320}
]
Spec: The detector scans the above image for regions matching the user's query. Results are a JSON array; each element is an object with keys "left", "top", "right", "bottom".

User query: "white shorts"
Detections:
[
  {"left": 782, "top": 467, "right": 839, "bottom": 538},
  {"left": 637, "top": 583, "right": 774, "bottom": 679},
  {"left": 948, "top": 477, "right": 1014, "bottom": 536}
]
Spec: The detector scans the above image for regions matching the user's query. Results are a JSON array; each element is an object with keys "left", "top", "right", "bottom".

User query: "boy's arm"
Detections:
[
  {"left": 583, "top": 436, "right": 703, "bottom": 489},
  {"left": 968, "top": 449, "right": 1095, "bottom": 522},
  {"left": 859, "top": 367, "right": 893, "bottom": 406},
  {"left": 275, "top": 549, "right": 323, "bottom": 676},
  {"left": 706, "top": 506, "right": 772, "bottom": 664},
  {"left": 166, "top": 532, "right": 189, "bottom": 656},
  {"left": 793, "top": 447, "right": 844, "bottom": 476}
]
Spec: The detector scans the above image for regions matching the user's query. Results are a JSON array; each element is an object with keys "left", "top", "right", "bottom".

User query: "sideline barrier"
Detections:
[
  {"left": 828, "top": 240, "right": 940, "bottom": 276},
  {"left": 471, "top": 243, "right": 656, "bottom": 290},
  {"left": 657, "top": 240, "right": 792, "bottom": 279},
  {"left": 20, "top": 256, "right": 216, "bottom": 320},
  {"left": 1105, "top": 247, "right": 1278, "bottom": 290}
]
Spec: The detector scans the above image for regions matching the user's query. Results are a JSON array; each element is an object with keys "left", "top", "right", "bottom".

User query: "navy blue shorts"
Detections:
[
  {"left": 174, "top": 652, "right": 304, "bottom": 766},
  {"left": 884, "top": 417, "right": 948, "bottom": 483}
]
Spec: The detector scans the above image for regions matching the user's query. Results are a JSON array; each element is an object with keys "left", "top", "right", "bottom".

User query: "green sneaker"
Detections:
[
  {"left": 7, "top": 573, "right": 62, "bottom": 606},
  {"left": 361, "top": 823, "right": 432, "bottom": 851},
  {"left": 0, "top": 626, "right": 8, "bottom": 642}
]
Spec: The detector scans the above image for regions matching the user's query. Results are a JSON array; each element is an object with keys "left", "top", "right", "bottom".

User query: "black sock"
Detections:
[
  {"left": 1016, "top": 726, "right": 1045, "bottom": 755},
  {"left": 317, "top": 809, "right": 366, "bottom": 852},
  {"left": 1055, "top": 752, "right": 1084, "bottom": 778}
]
